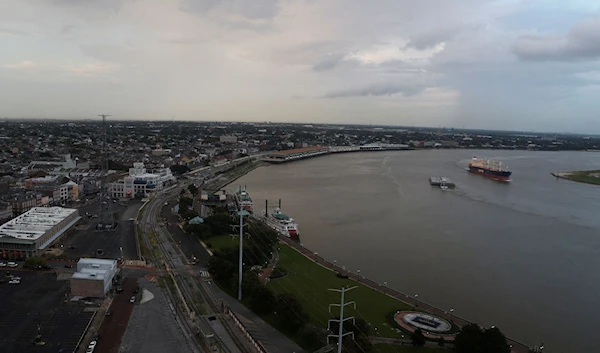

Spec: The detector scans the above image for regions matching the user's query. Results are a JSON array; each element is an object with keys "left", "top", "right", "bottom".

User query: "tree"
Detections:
[
  {"left": 482, "top": 327, "right": 511, "bottom": 353},
  {"left": 181, "top": 210, "right": 199, "bottom": 221},
  {"left": 188, "top": 184, "right": 198, "bottom": 196},
  {"left": 455, "top": 324, "right": 510, "bottom": 353},
  {"left": 327, "top": 317, "right": 373, "bottom": 353},
  {"left": 298, "top": 325, "right": 329, "bottom": 352},
  {"left": 411, "top": 329, "right": 426, "bottom": 347},
  {"left": 455, "top": 324, "right": 484, "bottom": 353},
  {"left": 24, "top": 256, "right": 46, "bottom": 268},
  {"left": 170, "top": 165, "right": 190, "bottom": 175},
  {"left": 207, "top": 256, "right": 235, "bottom": 282},
  {"left": 275, "top": 293, "right": 309, "bottom": 333},
  {"left": 248, "top": 285, "right": 276, "bottom": 315},
  {"left": 438, "top": 336, "right": 446, "bottom": 347}
]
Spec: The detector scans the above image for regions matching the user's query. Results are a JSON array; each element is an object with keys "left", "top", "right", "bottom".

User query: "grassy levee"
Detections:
[
  {"left": 565, "top": 170, "right": 600, "bottom": 185},
  {"left": 267, "top": 245, "right": 413, "bottom": 337}
]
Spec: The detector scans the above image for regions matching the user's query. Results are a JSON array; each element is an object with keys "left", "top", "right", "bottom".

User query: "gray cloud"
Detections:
[
  {"left": 323, "top": 82, "right": 425, "bottom": 98},
  {"left": 181, "top": 0, "right": 279, "bottom": 19},
  {"left": 512, "top": 16, "right": 600, "bottom": 61},
  {"left": 312, "top": 53, "right": 347, "bottom": 72}
]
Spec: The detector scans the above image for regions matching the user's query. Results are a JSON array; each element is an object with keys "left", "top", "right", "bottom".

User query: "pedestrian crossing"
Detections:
[{"left": 199, "top": 270, "right": 211, "bottom": 278}]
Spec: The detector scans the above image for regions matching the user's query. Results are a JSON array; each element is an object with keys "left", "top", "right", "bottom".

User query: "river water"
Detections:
[{"left": 233, "top": 150, "right": 600, "bottom": 353}]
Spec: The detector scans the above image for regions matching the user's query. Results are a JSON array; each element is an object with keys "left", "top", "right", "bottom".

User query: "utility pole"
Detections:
[
  {"left": 328, "top": 286, "right": 357, "bottom": 353},
  {"left": 235, "top": 210, "right": 250, "bottom": 300}
]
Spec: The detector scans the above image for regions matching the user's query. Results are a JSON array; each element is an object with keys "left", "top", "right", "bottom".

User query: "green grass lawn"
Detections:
[
  {"left": 268, "top": 245, "right": 413, "bottom": 338},
  {"left": 565, "top": 170, "right": 600, "bottom": 185},
  {"left": 374, "top": 344, "right": 450, "bottom": 353},
  {"left": 204, "top": 234, "right": 239, "bottom": 253}
]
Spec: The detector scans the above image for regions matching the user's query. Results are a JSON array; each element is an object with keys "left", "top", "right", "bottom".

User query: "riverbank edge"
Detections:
[
  {"left": 214, "top": 154, "right": 532, "bottom": 352},
  {"left": 551, "top": 171, "right": 600, "bottom": 186}
]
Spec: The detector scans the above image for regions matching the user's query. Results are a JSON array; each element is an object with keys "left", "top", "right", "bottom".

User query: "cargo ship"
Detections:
[
  {"left": 235, "top": 186, "right": 253, "bottom": 213},
  {"left": 263, "top": 200, "right": 299, "bottom": 240},
  {"left": 468, "top": 157, "right": 512, "bottom": 181}
]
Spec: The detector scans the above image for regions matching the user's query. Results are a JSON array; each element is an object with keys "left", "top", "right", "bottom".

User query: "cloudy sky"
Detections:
[{"left": 1, "top": 0, "right": 600, "bottom": 133}]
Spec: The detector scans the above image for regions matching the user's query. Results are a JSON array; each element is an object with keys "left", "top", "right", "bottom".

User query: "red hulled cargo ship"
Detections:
[{"left": 468, "top": 157, "right": 512, "bottom": 182}]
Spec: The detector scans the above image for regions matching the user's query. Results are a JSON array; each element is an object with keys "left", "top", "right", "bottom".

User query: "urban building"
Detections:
[
  {"left": 109, "top": 162, "right": 176, "bottom": 199},
  {"left": 70, "top": 258, "right": 118, "bottom": 298},
  {"left": 0, "top": 201, "right": 12, "bottom": 222},
  {"left": 23, "top": 175, "right": 79, "bottom": 204},
  {"left": 3, "top": 191, "right": 48, "bottom": 216},
  {"left": 219, "top": 135, "right": 238, "bottom": 143},
  {"left": 27, "top": 154, "right": 80, "bottom": 171},
  {"left": 0, "top": 207, "right": 80, "bottom": 259}
]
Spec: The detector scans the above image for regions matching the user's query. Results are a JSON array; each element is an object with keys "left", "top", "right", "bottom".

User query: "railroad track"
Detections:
[{"left": 139, "top": 184, "right": 254, "bottom": 353}]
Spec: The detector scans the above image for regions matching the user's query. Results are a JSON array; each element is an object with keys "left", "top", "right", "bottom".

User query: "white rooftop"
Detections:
[
  {"left": 0, "top": 207, "right": 78, "bottom": 241},
  {"left": 72, "top": 269, "right": 107, "bottom": 281},
  {"left": 78, "top": 258, "right": 117, "bottom": 269}
]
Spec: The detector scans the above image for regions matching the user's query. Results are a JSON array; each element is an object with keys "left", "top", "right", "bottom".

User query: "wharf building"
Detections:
[
  {"left": 263, "top": 146, "right": 330, "bottom": 163},
  {"left": 0, "top": 207, "right": 80, "bottom": 259},
  {"left": 109, "top": 162, "right": 176, "bottom": 199},
  {"left": 70, "top": 258, "right": 119, "bottom": 298}
]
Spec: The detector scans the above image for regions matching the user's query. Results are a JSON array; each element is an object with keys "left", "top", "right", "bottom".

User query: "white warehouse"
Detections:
[
  {"left": 109, "top": 162, "right": 176, "bottom": 199},
  {"left": 0, "top": 207, "right": 80, "bottom": 259},
  {"left": 70, "top": 258, "right": 119, "bottom": 298}
]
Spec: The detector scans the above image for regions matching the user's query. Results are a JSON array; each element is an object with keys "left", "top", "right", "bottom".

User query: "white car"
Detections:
[
  {"left": 89, "top": 340, "right": 97, "bottom": 349},
  {"left": 7, "top": 262, "right": 18, "bottom": 268},
  {"left": 12, "top": 276, "right": 21, "bottom": 281},
  {"left": 129, "top": 296, "right": 136, "bottom": 303},
  {"left": 8, "top": 280, "right": 20, "bottom": 284},
  {"left": 0, "top": 262, "right": 6, "bottom": 267}
]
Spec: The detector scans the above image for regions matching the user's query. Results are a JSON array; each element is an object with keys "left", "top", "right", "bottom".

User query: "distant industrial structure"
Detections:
[
  {"left": 0, "top": 207, "right": 80, "bottom": 259},
  {"left": 70, "top": 258, "right": 119, "bottom": 298},
  {"left": 109, "top": 162, "right": 176, "bottom": 199}
]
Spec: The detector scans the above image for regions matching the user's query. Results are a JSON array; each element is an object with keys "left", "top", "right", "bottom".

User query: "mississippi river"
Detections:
[{"left": 234, "top": 149, "right": 600, "bottom": 353}]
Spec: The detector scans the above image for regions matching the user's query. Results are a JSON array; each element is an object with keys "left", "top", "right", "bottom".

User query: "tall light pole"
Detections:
[{"left": 237, "top": 210, "right": 250, "bottom": 301}]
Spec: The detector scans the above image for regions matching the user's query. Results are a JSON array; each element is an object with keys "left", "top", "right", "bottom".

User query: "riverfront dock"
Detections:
[
  {"left": 262, "top": 144, "right": 414, "bottom": 164},
  {"left": 429, "top": 176, "right": 455, "bottom": 188}
]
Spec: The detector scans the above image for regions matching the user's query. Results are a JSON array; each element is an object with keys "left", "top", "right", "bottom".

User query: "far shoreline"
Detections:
[{"left": 551, "top": 170, "right": 600, "bottom": 186}]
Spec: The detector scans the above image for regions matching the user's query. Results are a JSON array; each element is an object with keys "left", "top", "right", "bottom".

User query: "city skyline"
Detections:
[{"left": 1, "top": 0, "right": 600, "bottom": 133}]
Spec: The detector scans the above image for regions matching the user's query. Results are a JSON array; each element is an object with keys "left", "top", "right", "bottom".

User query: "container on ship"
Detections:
[{"left": 468, "top": 157, "right": 512, "bottom": 181}]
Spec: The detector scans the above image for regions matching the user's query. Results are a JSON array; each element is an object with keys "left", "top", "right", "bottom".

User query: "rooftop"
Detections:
[
  {"left": 270, "top": 146, "right": 327, "bottom": 156},
  {"left": 0, "top": 207, "right": 78, "bottom": 241}
]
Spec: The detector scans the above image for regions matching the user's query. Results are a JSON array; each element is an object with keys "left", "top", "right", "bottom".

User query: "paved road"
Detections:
[
  {"left": 95, "top": 278, "right": 138, "bottom": 353},
  {"left": 120, "top": 278, "right": 192, "bottom": 353}
]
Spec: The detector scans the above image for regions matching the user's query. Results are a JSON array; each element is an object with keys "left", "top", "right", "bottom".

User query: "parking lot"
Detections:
[
  {"left": 58, "top": 200, "right": 142, "bottom": 261},
  {"left": 0, "top": 270, "right": 94, "bottom": 353}
]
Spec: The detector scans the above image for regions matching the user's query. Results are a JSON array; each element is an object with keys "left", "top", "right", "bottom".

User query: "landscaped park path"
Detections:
[{"left": 277, "top": 236, "right": 531, "bottom": 353}]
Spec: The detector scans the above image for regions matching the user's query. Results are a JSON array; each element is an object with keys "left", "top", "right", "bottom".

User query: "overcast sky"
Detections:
[{"left": 1, "top": 0, "right": 599, "bottom": 133}]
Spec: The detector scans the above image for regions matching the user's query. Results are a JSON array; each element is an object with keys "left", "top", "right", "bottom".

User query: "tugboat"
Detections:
[{"left": 468, "top": 157, "right": 512, "bottom": 182}]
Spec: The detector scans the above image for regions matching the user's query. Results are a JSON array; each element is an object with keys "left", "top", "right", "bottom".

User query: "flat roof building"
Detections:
[
  {"left": 71, "top": 258, "right": 118, "bottom": 298},
  {"left": 0, "top": 207, "right": 80, "bottom": 259}
]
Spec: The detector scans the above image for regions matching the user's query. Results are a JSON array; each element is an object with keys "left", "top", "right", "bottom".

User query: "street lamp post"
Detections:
[
  {"left": 237, "top": 210, "right": 250, "bottom": 301},
  {"left": 450, "top": 308, "right": 454, "bottom": 323},
  {"left": 414, "top": 294, "right": 419, "bottom": 309}
]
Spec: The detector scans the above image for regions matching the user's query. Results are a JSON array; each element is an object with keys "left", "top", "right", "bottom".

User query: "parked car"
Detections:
[
  {"left": 8, "top": 280, "right": 20, "bottom": 284},
  {"left": 0, "top": 262, "right": 6, "bottom": 267},
  {"left": 129, "top": 296, "right": 136, "bottom": 303},
  {"left": 7, "top": 262, "right": 18, "bottom": 268},
  {"left": 64, "top": 264, "right": 73, "bottom": 268}
]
